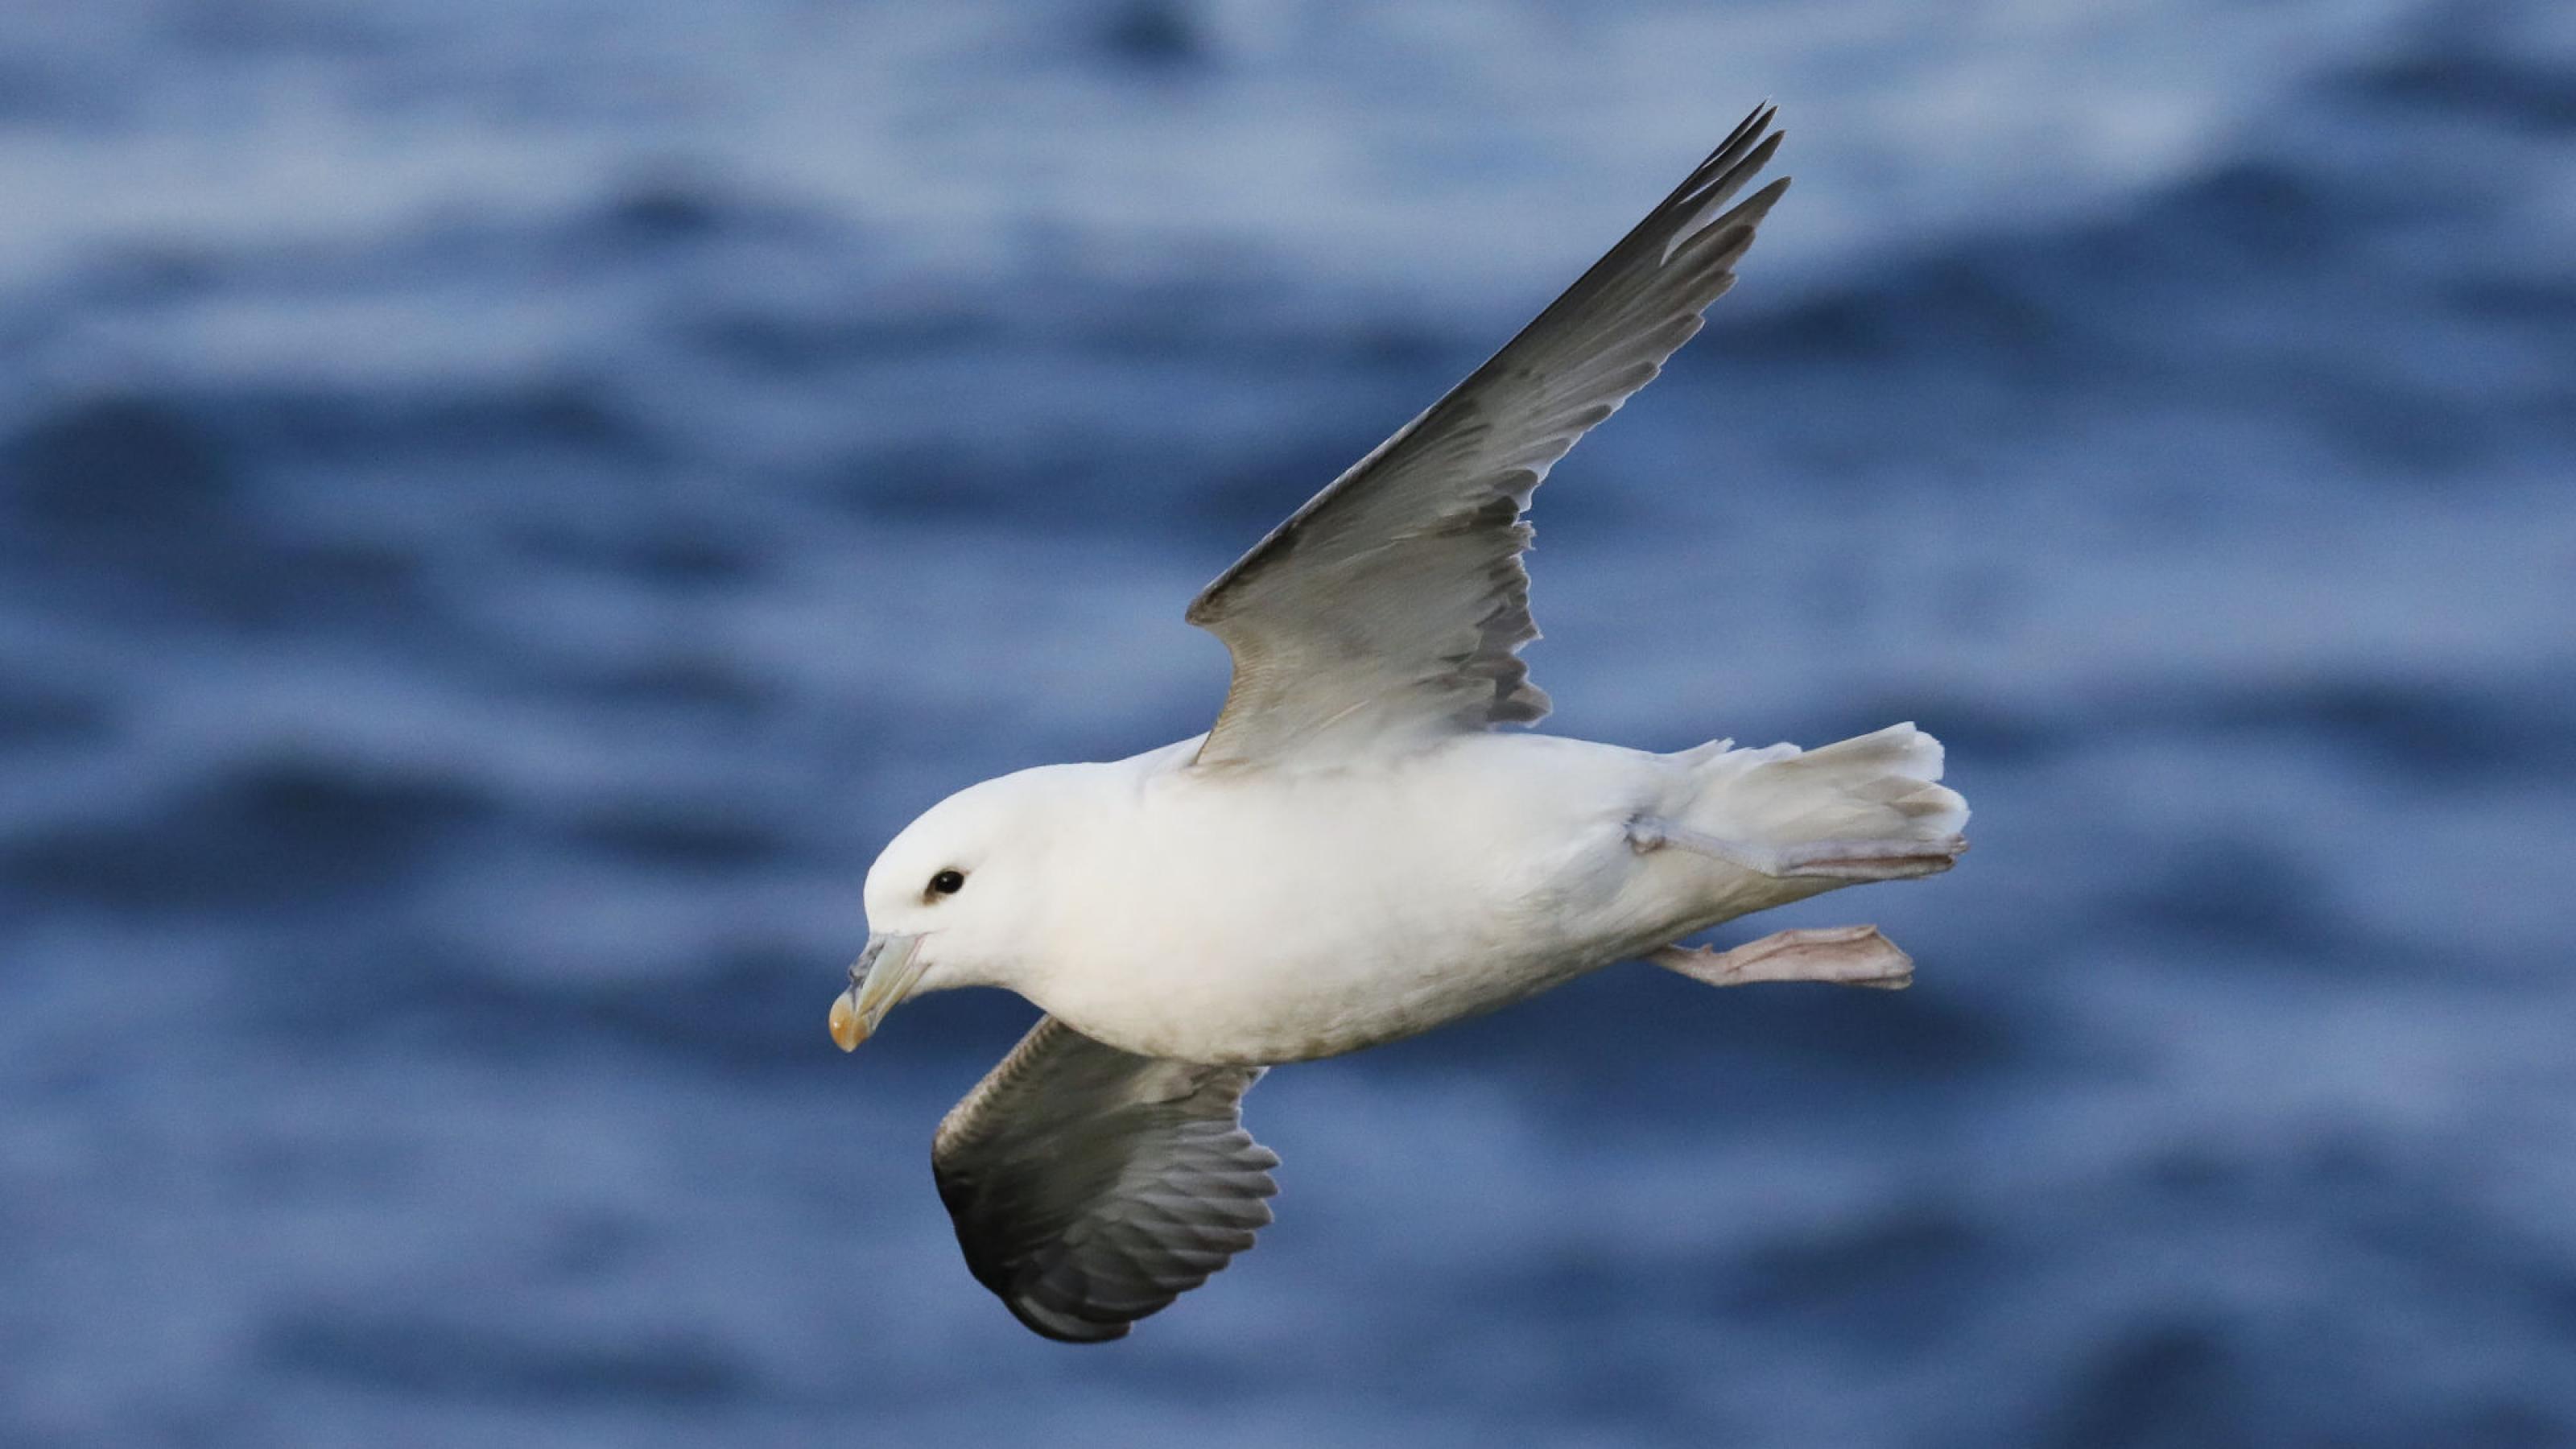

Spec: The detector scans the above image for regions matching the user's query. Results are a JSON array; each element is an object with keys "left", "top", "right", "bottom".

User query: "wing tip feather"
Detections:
[{"left": 1185, "top": 101, "right": 1784, "bottom": 766}]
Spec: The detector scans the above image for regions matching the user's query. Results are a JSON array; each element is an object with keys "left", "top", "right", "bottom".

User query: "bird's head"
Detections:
[{"left": 829, "top": 765, "right": 1076, "bottom": 1051}]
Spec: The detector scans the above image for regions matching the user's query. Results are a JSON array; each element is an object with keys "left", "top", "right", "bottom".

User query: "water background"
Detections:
[{"left": 4, "top": 2, "right": 2573, "bottom": 1443}]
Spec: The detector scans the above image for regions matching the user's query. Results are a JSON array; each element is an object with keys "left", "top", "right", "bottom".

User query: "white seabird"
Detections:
[{"left": 829, "top": 104, "right": 1968, "bottom": 1343}]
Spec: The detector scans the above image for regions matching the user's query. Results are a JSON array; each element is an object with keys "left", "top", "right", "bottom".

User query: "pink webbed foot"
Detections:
[{"left": 1647, "top": 924, "right": 1916, "bottom": 991}]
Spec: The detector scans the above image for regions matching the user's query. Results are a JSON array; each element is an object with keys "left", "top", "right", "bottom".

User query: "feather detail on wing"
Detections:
[
  {"left": 1187, "top": 103, "right": 1790, "bottom": 768},
  {"left": 931, "top": 1015, "right": 1279, "bottom": 1343}
]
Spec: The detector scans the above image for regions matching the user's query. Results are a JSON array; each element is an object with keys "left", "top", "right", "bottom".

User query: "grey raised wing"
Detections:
[
  {"left": 1187, "top": 103, "right": 1790, "bottom": 769},
  {"left": 931, "top": 1015, "right": 1279, "bottom": 1343}
]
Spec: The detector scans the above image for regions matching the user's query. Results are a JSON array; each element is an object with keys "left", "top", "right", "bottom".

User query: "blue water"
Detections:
[{"left": 4, "top": 2, "right": 2573, "bottom": 1443}]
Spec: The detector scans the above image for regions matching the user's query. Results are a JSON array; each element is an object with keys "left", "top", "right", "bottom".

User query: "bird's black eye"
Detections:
[{"left": 927, "top": 869, "right": 966, "bottom": 898}]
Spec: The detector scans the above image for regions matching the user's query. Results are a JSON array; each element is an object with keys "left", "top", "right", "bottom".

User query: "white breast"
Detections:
[{"left": 1016, "top": 734, "right": 1702, "bottom": 1063}]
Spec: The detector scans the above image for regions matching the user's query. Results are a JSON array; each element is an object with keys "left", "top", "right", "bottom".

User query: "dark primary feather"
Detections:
[
  {"left": 931, "top": 1016, "right": 1279, "bottom": 1343},
  {"left": 1187, "top": 102, "right": 1791, "bottom": 768}
]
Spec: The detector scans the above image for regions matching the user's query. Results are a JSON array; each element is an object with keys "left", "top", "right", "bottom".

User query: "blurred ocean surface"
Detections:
[{"left": 3, "top": 1, "right": 2573, "bottom": 1444}]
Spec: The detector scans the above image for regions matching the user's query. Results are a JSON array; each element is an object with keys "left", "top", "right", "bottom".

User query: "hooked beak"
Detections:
[{"left": 828, "top": 931, "right": 927, "bottom": 1051}]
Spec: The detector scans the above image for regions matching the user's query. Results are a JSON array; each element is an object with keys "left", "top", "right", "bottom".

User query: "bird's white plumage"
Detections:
[{"left": 835, "top": 104, "right": 1971, "bottom": 1344}]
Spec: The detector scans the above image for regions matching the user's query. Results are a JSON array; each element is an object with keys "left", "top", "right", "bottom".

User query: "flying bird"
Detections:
[{"left": 829, "top": 104, "right": 1968, "bottom": 1342}]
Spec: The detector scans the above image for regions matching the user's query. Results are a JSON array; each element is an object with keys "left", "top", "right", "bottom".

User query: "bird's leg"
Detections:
[
  {"left": 1648, "top": 925, "right": 1914, "bottom": 990},
  {"left": 1626, "top": 816, "right": 1964, "bottom": 882}
]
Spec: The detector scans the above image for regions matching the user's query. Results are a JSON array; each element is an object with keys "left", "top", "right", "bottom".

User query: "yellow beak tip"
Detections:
[{"left": 828, "top": 993, "right": 866, "bottom": 1052}]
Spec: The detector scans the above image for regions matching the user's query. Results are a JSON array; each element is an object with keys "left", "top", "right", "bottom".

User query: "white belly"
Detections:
[{"left": 1017, "top": 734, "right": 1732, "bottom": 1063}]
